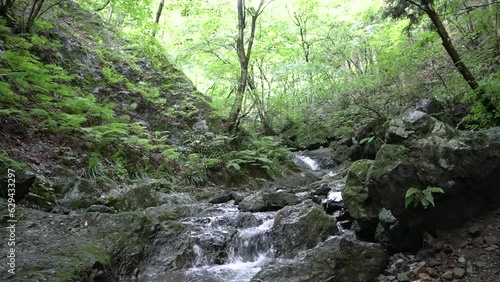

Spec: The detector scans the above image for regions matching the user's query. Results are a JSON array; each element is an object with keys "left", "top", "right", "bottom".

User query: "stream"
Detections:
[{"left": 140, "top": 152, "right": 349, "bottom": 282}]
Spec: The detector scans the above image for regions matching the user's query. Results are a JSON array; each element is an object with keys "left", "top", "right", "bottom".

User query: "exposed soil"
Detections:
[{"left": 378, "top": 207, "right": 500, "bottom": 282}]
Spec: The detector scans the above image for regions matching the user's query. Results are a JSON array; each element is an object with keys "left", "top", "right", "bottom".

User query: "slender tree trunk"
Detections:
[
  {"left": 107, "top": 4, "right": 114, "bottom": 24},
  {"left": 409, "top": 0, "right": 497, "bottom": 124},
  {"left": 152, "top": 0, "right": 164, "bottom": 37},
  {"left": 227, "top": 0, "right": 270, "bottom": 133},
  {"left": 419, "top": 1, "right": 482, "bottom": 93},
  {"left": 94, "top": 0, "right": 111, "bottom": 12}
]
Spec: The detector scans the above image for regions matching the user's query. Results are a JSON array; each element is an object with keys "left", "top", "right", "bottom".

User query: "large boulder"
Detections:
[
  {"left": 342, "top": 109, "right": 500, "bottom": 251},
  {"left": 238, "top": 190, "right": 300, "bottom": 212},
  {"left": 271, "top": 200, "right": 337, "bottom": 258},
  {"left": 251, "top": 236, "right": 387, "bottom": 282},
  {"left": 0, "top": 207, "right": 158, "bottom": 282}
]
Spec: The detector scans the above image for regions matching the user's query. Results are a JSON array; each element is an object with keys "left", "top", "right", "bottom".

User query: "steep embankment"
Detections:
[
  {"left": 0, "top": 0, "right": 214, "bottom": 208},
  {"left": 0, "top": 1, "right": 215, "bottom": 281}
]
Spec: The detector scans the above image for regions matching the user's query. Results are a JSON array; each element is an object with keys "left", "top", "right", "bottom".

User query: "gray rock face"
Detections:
[
  {"left": 0, "top": 156, "right": 36, "bottom": 202},
  {"left": 0, "top": 207, "right": 157, "bottom": 282},
  {"left": 238, "top": 190, "right": 300, "bottom": 212},
  {"left": 271, "top": 200, "right": 338, "bottom": 258},
  {"left": 251, "top": 236, "right": 387, "bottom": 282},
  {"left": 343, "top": 110, "right": 500, "bottom": 251}
]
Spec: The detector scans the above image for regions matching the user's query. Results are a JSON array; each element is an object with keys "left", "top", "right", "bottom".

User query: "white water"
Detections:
[
  {"left": 295, "top": 155, "right": 320, "bottom": 171},
  {"left": 326, "top": 191, "right": 343, "bottom": 202},
  {"left": 179, "top": 152, "right": 350, "bottom": 282},
  {"left": 186, "top": 212, "right": 275, "bottom": 282}
]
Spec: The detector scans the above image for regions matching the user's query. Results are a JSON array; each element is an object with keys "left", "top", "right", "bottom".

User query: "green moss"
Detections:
[
  {"left": 346, "top": 159, "right": 374, "bottom": 187},
  {"left": 158, "top": 211, "right": 178, "bottom": 221},
  {"left": 166, "top": 220, "right": 185, "bottom": 232},
  {"left": 368, "top": 144, "right": 407, "bottom": 181},
  {"left": 80, "top": 244, "right": 111, "bottom": 265},
  {"left": 67, "top": 198, "right": 92, "bottom": 209},
  {"left": 113, "top": 186, "right": 158, "bottom": 211},
  {"left": 343, "top": 159, "right": 374, "bottom": 220}
]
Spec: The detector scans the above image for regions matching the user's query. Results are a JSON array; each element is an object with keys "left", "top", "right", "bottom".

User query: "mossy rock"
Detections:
[
  {"left": 113, "top": 186, "right": 159, "bottom": 211},
  {"left": 272, "top": 200, "right": 337, "bottom": 258},
  {"left": 342, "top": 159, "right": 374, "bottom": 220},
  {"left": 367, "top": 144, "right": 407, "bottom": 181}
]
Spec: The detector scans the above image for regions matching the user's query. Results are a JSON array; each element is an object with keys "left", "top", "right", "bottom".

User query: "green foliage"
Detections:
[
  {"left": 405, "top": 186, "right": 444, "bottom": 209},
  {"left": 102, "top": 67, "right": 124, "bottom": 84}
]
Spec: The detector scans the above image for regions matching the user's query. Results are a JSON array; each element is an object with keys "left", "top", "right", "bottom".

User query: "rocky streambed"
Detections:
[{"left": 1, "top": 105, "right": 500, "bottom": 282}]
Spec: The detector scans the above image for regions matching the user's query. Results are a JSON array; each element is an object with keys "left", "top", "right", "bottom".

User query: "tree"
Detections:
[
  {"left": 227, "top": 0, "right": 273, "bottom": 133},
  {"left": 384, "top": 0, "right": 497, "bottom": 123},
  {"left": 152, "top": 0, "right": 165, "bottom": 37}
]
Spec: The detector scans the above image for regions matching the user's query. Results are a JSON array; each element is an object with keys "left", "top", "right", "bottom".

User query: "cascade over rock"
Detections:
[{"left": 251, "top": 236, "right": 387, "bottom": 282}]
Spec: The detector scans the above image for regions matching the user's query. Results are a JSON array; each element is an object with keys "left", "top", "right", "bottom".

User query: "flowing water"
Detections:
[
  {"left": 185, "top": 211, "right": 275, "bottom": 282},
  {"left": 163, "top": 151, "right": 349, "bottom": 282}
]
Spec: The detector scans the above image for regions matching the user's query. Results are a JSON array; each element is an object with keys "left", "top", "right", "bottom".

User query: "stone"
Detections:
[
  {"left": 0, "top": 156, "right": 36, "bottom": 202},
  {"left": 452, "top": 267, "right": 466, "bottom": 278},
  {"left": 238, "top": 190, "right": 300, "bottom": 212},
  {"left": 397, "top": 272, "right": 409, "bottom": 281},
  {"left": 341, "top": 114, "right": 500, "bottom": 252},
  {"left": 418, "top": 272, "right": 433, "bottom": 280},
  {"left": 87, "top": 204, "right": 115, "bottom": 214},
  {"left": 484, "top": 235, "right": 498, "bottom": 245},
  {"left": 441, "top": 271, "right": 453, "bottom": 280},
  {"left": 468, "top": 223, "right": 482, "bottom": 236},
  {"left": 271, "top": 200, "right": 337, "bottom": 258},
  {"left": 251, "top": 237, "right": 387, "bottom": 282}
]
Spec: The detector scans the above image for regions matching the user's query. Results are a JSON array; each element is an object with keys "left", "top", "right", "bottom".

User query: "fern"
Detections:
[{"left": 405, "top": 186, "right": 444, "bottom": 209}]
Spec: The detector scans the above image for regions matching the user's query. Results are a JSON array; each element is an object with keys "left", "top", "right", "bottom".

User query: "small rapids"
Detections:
[
  {"left": 166, "top": 151, "right": 352, "bottom": 282},
  {"left": 185, "top": 209, "right": 275, "bottom": 282}
]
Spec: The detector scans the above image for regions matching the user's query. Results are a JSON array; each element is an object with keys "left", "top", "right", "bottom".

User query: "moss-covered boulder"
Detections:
[
  {"left": 342, "top": 109, "right": 500, "bottom": 251},
  {"left": 342, "top": 159, "right": 375, "bottom": 220},
  {"left": 271, "top": 200, "right": 337, "bottom": 258}
]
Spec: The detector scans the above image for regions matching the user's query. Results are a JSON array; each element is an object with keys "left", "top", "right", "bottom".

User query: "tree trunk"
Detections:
[
  {"left": 94, "top": 0, "right": 111, "bottom": 12},
  {"left": 107, "top": 4, "right": 114, "bottom": 24},
  {"left": 152, "top": 0, "right": 164, "bottom": 37},
  {"left": 420, "top": 1, "right": 481, "bottom": 93},
  {"left": 227, "top": 0, "right": 269, "bottom": 133},
  {"left": 417, "top": 0, "right": 497, "bottom": 123}
]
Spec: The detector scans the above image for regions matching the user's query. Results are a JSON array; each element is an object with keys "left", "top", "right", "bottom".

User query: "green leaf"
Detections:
[
  {"left": 360, "top": 136, "right": 375, "bottom": 145},
  {"left": 226, "top": 162, "right": 240, "bottom": 171},
  {"left": 425, "top": 187, "right": 444, "bottom": 194},
  {"left": 405, "top": 187, "right": 420, "bottom": 198}
]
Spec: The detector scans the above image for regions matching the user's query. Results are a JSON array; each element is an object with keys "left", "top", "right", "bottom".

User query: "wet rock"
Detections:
[
  {"left": 238, "top": 190, "right": 300, "bottom": 212},
  {"left": 0, "top": 156, "right": 36, "bottom": 202},
  {"left": 233, "top": 212, "right": 262, "bottom": 228},
  {"left": 251, "top": 237, "right": 387, "bottom": 282},
  {"left": 0, "top": 207, "right": 156, "bottom": 282},
  {"left": 303, "top": 147, "right": 336, "bottom": 169},
  {"left": 342, "top": 159, "right": 378, "bottom": 239},
  {"left": 87, "top": 204, "right": 115, "bottom": 214},
  {"left": 208, "top": 191, "right": 234, "bottom": 204},
  {"left": 271, "top": 200, "right": 337, "bottom": 258}
]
